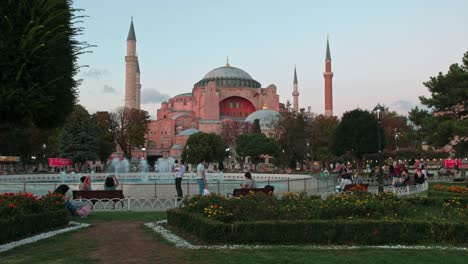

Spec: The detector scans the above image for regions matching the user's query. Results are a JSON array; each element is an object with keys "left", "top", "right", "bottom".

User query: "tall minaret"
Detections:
[
  {"left": 135, "top": 58, "right": 141, "bottom": 109},
  {"left": 125, "top": 18, "right": 137, "bottom": 109},
  {"left": 323, "top": 36, "right": 334, "bottom": 117},
  {"left": 292, "top": 65, "right": 299, "bottom": 112}
]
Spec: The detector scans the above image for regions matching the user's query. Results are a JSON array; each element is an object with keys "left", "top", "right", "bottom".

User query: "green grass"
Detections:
[
  {"left": 1, "top": 211, "right": 467, "bottom": 264},
  {"left": 77, "top": 211, "right": 166, "bottom": 223},
  {"left": 189, "top": 248, "right": 468, "bottom": 264}
]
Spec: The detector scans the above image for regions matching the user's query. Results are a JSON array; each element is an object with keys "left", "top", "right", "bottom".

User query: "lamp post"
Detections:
[
  {"left": 393, "top": 128, "right": 401, "bottom": 152},
  {"left": 376, "top": 109, "right": 381, "bottom": 153}
]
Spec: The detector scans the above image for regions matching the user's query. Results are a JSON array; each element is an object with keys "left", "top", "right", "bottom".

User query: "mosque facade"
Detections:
[{"left": 123, "top": 20, "right": 333, "bottom": 162}]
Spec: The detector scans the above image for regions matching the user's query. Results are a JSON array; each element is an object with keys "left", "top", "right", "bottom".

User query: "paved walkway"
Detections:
[{"left": 72, "top": 221, "right": 187, "bottom": 264}]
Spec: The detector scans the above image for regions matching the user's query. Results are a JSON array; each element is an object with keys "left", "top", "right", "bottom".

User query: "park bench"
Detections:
[
  {"left": 229, "top": 186, "right": 275, "bottom": 198},
  {"left": 343, "top": 184, "right": 369, "bottom": 192},
  {"left": 72, "top": 190, "right": 124, "bottom": 203}
]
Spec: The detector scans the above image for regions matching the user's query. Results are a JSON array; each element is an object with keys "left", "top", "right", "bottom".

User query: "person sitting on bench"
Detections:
[
  {"left": 79, "top": 175, "right": 92, "bottom": 191},
  {"left": 335, "top": 173, "right": 352, "bottom": 193},
  {"left": 104, "top": 175, "right": 119, "bottom": 191},
  {"left": 241, "top": 172, "right": 256, "bottom": 189}
]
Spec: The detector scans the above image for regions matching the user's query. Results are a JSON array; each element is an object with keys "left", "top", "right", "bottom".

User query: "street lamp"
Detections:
[
  {"left": 393, "top": 128, "right": 401, "bottom": 152},
  {"left": 376, "top": 109, "right": 381, "bottom": 153}
]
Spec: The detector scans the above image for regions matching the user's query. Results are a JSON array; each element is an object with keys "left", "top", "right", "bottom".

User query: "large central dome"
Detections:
[
  {"left": 203, "top": 66, "right": 253, "bottom": 80},
  {"left": 194, "top": 63, "right": 261, "bottom": 88}
]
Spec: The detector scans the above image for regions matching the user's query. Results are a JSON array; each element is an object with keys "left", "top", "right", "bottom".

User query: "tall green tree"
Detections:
[
  {"left": 252, "top": 119, "right": 262, "bottom": 134},
  {"left": 0, "top": 0, "right": 89, "bottom": 130},
  {"left": 274, "top": 108, "right": 310, "bottom": 168},
  {"left": 91, "top": 111, "right": 115, "bottom": 163},
  {"left": 309, "top": 114, "right": 338, "bottom": 161},
  {"left": 58, "top": 105, "right": 99, "bottom": 165},
  {"left": 109, "top": 107, "right": 149, "bottom": 159},
  {"left": 409, "top": 52, "right": 468, "bottom": 156},
  {"left": 332, "top": 109, "right": 385, "bottom": 159},
  {"left": 182, "top": 132, "right": 226, "bottom": 164},
  {"left": 236, "top": 133, "right": 279, "bottom": 166}
]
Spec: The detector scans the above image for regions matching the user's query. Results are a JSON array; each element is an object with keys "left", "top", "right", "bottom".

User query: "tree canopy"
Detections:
[
  {"left": 58, "top": 105, "right": 99, "bottom": 164},
  {"left": 0, "top": 0, "right": 89, "bottom": 130},
  {"left": 109, "top": 107, "right": 149, "bottom": 159},
  {"left": 236, "top": 133, "right": 279, "bottom": 165},
  {"left": 409, "top": 51, "right": 468, "bottom": 156},
  {"left": 332, "top": 109, "right": 385, "bottom": 158},
  {"left": 182, "top": 132, "right": 226, "bottom": 164}
]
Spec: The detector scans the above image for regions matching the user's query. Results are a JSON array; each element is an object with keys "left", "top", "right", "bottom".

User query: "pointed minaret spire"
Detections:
[
  {"left": 324, "top": 36, "right": 334, "bottom": 117},
  {"left": 326, "top": 35, "right": 331, "bottom": 61},
  {"left": 293, "top": 64, "right": 298, "bottom": 84},
  {"left": 125, "top": 18, "right": 138, "bottom": 109},
  {"left": 226, "top": 56, "right": 230, "bottom": 67},
  {"left": 292, "top": 65, "right": 299, "bottom": 112},
  {"left": 127, "top": 17, "right": 136, "bottom": 41}
]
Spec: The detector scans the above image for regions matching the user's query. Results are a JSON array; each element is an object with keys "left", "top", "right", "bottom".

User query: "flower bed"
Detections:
[
  {"left": 429, "top": 183, "right": 468, "bottom": 198},
  {"left": 0, "top": 192, "right": 69, "bottom": 243},
  {"left": 167, "top": 192, "right": 468, "bottom": 245}
]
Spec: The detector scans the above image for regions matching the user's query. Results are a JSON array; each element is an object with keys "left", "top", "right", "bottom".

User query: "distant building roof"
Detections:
[
  {"left": 245, "top": 109, "right": 280, "bottom": 130},
  {"left": 178, "top": 128, "right": 200, "bottom": 136},
  {"left": 171, "top": 144, "right": 183, "bottom": 150}
]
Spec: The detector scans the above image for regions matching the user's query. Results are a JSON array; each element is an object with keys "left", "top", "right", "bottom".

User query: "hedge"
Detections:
[
  {"left": 167, "top": 209, "right": 468, "bottom": 245},
  {"left": 0, "top": 210, "right": 69, "bottom": 244}
]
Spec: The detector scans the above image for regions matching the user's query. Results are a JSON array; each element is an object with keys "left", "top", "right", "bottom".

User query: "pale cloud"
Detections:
[
  {"left": 391, "top": 100, "right": 416, "bottom": 115},
  {"left": 81, "top": 68, "right": 109, "bottom": 79},
  {"left": 141, "top": 88, "right": 170, "bottom": 103},
  {"left": 102, "top": 84, "right": 116, "bottom": 94}
]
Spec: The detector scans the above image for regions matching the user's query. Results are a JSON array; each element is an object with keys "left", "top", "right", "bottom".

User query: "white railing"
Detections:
[
  {"left": 388, "top": 181, "right": 428, "bottom": 197},
  {"left": 320, "top": 181, "right": 429, "bottom": 199},
  {"left": 74, "top": 197, "right": 181, "bottom": 211}
]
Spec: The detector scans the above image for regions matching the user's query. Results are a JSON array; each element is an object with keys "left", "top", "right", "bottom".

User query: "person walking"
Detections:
[
  {"left": 175, "top": 160, "right": 186, "bottom": 200},
  {"left": 197, "top": 159, "right": 207, "bottom": 195}
]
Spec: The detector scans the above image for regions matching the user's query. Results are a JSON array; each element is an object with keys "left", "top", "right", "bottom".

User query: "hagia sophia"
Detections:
[{"left": 123, "top": 19, "right": 334, "bottom": 163}]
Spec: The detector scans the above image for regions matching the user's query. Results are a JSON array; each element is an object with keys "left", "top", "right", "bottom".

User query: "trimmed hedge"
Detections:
[
  {"left": 167, "top": 209, "right": 468, "bottom": 245},
  {"left": 0, "top": 210, "right": 69, "bottom": 244}
]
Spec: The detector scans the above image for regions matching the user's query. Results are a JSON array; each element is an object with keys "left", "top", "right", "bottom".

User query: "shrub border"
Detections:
[
  {"left": 0, "top": 221, "right": 90, "bottom": 253},
  {"left": 0, "top": 210, "right": 70, "bottom": 244},
  {"left": 167, "top": 209, "right": 468, "bottom": 245}
]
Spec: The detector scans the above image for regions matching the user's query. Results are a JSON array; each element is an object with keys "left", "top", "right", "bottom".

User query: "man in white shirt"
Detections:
[
  {"left": 175, "top": 160, "right": 186, "bottom": 200},
  {"left": 197, "top": 159, "right": 207, "bottom": 195}
]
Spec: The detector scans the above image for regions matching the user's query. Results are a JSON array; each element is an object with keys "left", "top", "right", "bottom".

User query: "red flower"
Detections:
[{"left": 8, "top": 203, "right": 16, "bottom": 208}]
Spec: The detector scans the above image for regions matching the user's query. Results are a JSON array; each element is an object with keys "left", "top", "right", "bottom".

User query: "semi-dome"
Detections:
[
  {"left": 245, "top": 109, "right": 280, "bottom": 130},
  {"left": 194, "top": 63, "right": 261, "bottom": 88},
  {"left": 171, "top": 144, "right": 183, "bottom": 150},
  {"left": 178, "top": 128, "right": 200, "bottom": 136}
]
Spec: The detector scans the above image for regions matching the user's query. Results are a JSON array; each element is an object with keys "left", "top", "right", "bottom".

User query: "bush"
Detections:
[
  {"left": 167, "top": 209, "right": 468, "bottom": 245},
  {"left": 0, "top": 210, "right": 69, "bottom": 244},
  {"left": 0, "top": 192, "right": 70, "bottom": 243}
]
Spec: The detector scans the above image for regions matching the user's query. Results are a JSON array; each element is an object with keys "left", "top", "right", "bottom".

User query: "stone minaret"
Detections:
[
  {"left": 135, "top": 58, "right": 141, "bottom": 109},
  {"left": 323, "top": 37, "right": 334, "bottom": 117},
  {"left": 292, "top": 65, "right": 299, "bottom": 112},
  {"left": 125, "top": 18, "right": 137, "bottom": 109}
]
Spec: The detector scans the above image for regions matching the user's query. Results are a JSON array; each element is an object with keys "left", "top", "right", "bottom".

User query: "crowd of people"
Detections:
[{"left": 331, "top": 160, "right": 434, "bottom": 193}]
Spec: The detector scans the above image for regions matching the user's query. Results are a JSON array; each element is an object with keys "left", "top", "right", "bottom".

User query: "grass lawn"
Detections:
[{"left": 1, "top": 211, "right": 467, "bottom": 264}]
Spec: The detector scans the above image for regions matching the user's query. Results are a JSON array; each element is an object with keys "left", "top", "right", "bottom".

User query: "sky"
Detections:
[{"left": 74, "top": 0, "right": 468, "bottom": 119}]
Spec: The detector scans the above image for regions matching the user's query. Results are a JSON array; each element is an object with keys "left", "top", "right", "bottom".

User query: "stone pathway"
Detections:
[{"left": 71, "top": 221, "right": 187, "bottom": 264}]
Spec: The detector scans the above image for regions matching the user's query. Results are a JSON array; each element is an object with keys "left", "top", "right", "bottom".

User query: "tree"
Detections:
[
  {"left": 371, "top": 105, "right": 411, "bottom": 151},
  {"left": 0, "top": 0, "right": 90, "bottom": 130},
  {"left": 309, "top": 114, "right": 339, "bottom": 161},
  {"left": 58, "top": 105, "right": 99, "bottom": 166},
  {"left": 182, "top": 132, "right": 226, "bottom": 164},
  {"left": 274, "top": 109, "right": 310, "bottom": 168},
  {"left": 332, "top": 109, "right": 385, "bottom": 159},
  {"left": 91, "top": 111, "right": 115, "bottom": 163},
  {"left": 252, "top": 119, "right": 262, "bottom": 134},
  {"left": 409, "top": 52, "right": 468, "bottom": 156},
  {"left": 220, "top": 120, "right": 253, "bottom": 148},
  {"left": 236, "top": 133, "right": 279, "bottom": 166},
  {"left": 109, "top": 107, "right": 149, "bottom": 159}
]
